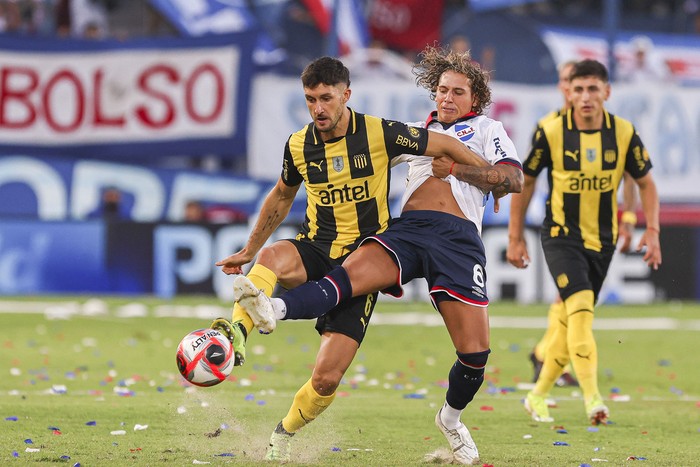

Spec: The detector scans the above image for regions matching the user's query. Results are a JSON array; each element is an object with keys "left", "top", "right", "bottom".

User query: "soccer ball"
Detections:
[{"left": 176, "top": 328, "right": 234, "bottom": 387}]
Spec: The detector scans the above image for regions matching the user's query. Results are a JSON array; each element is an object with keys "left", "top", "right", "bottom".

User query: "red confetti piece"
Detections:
[
  {"left": 479, "top": 406, "right": 494, "bottom": 411},
  {"left": 53, "top": 430, "right": 62, "bottom": 435},
  {"left": 130, "top": 448, "right": 142, "bottom": 452}
]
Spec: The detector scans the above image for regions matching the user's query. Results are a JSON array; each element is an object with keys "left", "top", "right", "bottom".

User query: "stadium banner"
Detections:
[
  {"left": 249, "top": 74, "right": 700, "bottom": 204},
  {"left": 0, "top": 34, "right": 255, "bottom": 158},
  {"left": 0, "top": 155, "right": 286, "bottom": 222},
  {"left": 0, "top": 222, "right": 688, "bottom": 301},
  {"left": 540, "top": 27, "right": 700, "bottom": 85}
]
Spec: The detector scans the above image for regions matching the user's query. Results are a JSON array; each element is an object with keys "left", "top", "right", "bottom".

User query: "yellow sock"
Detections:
[
  {"left": 232, "top": 263, "right": 277, "bottom": 335},
  {"left": 534, "top": 301, "right": 564, "bottom": 361},
  {"left": 533, "top": 302, "right": 569, "bottom": 396},
  {"left": 565, "top": 290, "right": 598, "bottom": 401},
  {"left": 281, "top": 378, "right": 336, "bottom": 433}
]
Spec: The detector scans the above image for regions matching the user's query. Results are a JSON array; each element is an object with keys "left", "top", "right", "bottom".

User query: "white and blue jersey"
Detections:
[{"left": 393, "top": 111, "right": 522, "bottom": 234}]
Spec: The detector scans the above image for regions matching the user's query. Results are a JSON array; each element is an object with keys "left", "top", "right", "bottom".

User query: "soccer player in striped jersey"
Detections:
[
  {"left": 527, "top": 60, "right": 640, "bottom": 390},
  {"left": 235, "top": 46, "right": 524, "bottom": 464},
  {"left": 212, "top": 56, "right": 491, "bottom": 462},
  {"left": 507, "top": 59, "right": 662, "bottom": 425}
]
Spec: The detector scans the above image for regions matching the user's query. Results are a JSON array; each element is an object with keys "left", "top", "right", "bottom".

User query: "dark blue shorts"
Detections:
[{"left": 361, "top": 210, "right": 488, "bottom": 308}]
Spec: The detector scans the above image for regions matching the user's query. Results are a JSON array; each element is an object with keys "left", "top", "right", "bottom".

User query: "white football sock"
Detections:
[
  {"left": 271, "top": 297, "right": 287, "bottom": 320},
  {"left": 440, "top": 402, "right": 463, "bottom": 429}
]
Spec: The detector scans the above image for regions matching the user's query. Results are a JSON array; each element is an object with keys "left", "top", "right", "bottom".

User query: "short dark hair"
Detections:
[
  {"left": 301, "top": 56, "right": 351, "bottom": 88},
  {"left": 570, "top": 59, "right": 609, "bottom": 83}
]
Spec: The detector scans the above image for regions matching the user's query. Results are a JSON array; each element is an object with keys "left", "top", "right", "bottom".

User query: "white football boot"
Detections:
[
  {"left": 434, "top": 407, "right": 480, "bottom": 465},
  {"left": 233, "top": 275, "right": 276, "bottom": 334}
]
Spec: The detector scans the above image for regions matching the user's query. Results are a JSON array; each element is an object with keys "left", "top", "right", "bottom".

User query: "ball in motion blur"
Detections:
[{"left": 176, "top": 328, "right": 234, "bottom": 387}]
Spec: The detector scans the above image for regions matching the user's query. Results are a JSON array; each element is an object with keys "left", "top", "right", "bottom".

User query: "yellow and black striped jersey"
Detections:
[
  {"left": 282, "top": 108, "right": 429, "bottom": 259},
  {"left": 524, "top": 109, "right": 652, "bottom": 253}
]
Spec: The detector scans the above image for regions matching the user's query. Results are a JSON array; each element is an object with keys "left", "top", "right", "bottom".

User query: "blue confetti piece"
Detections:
[
  {"left": 24, "top": 439, "right": 33, "bottom": 444},
  {"left": 556, "top": 429, "right": 568, "bottom": 434},
  {"left": 610, "top": 387, "right": 620, "bottom": 394},
  {"left": 657, "top": 359, "right": 671, "bottom": 367},
  {"left": 220, "top": 423, "right": 229, "bottom": 430},
  {"left": 256, "top": 400, "right": 266, "bottom": 406},
  {"left": 580, "top": 464, "right": 592, "bottom": 467},
  {"left": 215, "top": 453, "right": 235, "bottom": 457},
  {"left": 553, "top": 441, "right": 569, "bottom": 446},
  {"left": 73, "top": 463, "right": 81, "bottom": 467},
  {"left": 48, "top": 426, "right": 60, "bottom": 431},
  {"left": 5, "top": 416, "right": 18, "bottom": 421},
  {"left": 331, "top": 447, "right": 341, "bottom": 452},
  {"left": 587, "top": 427, "right": 599, "bottom": 432},
  {"left": 157, "top": 387, "right": 164, "bottom": 392},
  {"left": 244, "top": 394, "right": 255, "bottom": 401},
  {"left": 61, "top": 456, "right": 71, "bottom": 460},
  {"left": 12, "top": 451, "right": 19, "bottom": 458},
  {"left": 402, "top": 393, "right": 425, "bottom": 399},
  {"left": 86, "top": 420, "right": 97, "bottom": 426}
]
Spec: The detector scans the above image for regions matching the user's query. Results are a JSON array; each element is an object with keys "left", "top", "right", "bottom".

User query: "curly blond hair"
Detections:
[{"left": 413, "top": 45, "right": 492, "bottom": 115}]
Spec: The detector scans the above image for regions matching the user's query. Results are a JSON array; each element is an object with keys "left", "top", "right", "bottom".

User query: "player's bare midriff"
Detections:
[{"left": 402, "top": 176, "right": 468, "bottom": 220}]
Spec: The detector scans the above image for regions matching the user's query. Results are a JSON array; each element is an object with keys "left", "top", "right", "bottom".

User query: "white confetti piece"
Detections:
[
  {"left": 10, "top": 368, "right": 21, "bottom": 376},
  {"left": 177, "top": 406, "right": 187, "bottom": 414},
  {"left": 110, "top": 430, "right": 126, "bottom": 436},
  {"left": 192, "top": 460, "right": 211, "bottom": 464},
  {"left": 25, "top": 448, "right": 40, "bottom": 453},
  {"left": 523, "top": 434, "right": 533, "bottom": 439},
  {"left": 134, "top": 424, "right": 148, "bottom": 431}
]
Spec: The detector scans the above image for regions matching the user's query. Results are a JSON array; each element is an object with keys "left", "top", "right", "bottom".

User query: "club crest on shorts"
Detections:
[
  {"left": 332, "top": 156, "right": 344, "bottom": 172},
  {"left": 455, "top": 124, "right": 475, "bottom": 142}
]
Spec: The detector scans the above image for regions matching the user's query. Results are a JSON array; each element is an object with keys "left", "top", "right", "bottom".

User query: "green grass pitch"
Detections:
[{"left": 1, "top": 297, "right": 699, "bottom": 466}]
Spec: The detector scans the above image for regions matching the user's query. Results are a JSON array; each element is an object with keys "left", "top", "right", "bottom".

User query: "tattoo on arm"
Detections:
[
  {"left": 452, "top": 165, "right": 521, "bottom": 195},
  {"left": 261, "top": 211, "right": 281, "bottom": 231}
]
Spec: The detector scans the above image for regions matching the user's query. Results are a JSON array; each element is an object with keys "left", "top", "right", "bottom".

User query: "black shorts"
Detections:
[
  {"left": 287, "top": 239, "right": 378, "bottom": 345},
  {"left": 540, "top": 234, "right": 614, "bottom": 302}
]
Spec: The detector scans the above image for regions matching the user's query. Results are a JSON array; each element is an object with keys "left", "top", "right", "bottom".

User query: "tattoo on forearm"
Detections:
[{"left": 261, "top": 211, "right": 280, "bottom": 231}]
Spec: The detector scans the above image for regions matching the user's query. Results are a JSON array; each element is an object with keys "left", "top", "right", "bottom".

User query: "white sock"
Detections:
[
  {"left": 271, "top": 297, "right": 286, "bottom": 320},
  {"left": 440, "top": 402, "right": 463, "bottom": 429}
]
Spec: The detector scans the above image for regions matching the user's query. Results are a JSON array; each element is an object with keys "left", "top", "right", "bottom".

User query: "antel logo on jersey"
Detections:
[
  {"left": 455, "top": 124, "right": 475, "bottom": 142},
  {"left": 319, "top": 180, "right": 370, "bottom": 205}
]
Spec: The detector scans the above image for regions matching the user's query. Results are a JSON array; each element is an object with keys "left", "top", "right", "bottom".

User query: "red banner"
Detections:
[{"left": 368, "top": 0, "right": 443, "bottom": 52}]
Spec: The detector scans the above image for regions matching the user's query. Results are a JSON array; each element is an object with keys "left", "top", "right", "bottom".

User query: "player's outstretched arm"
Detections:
[{"left": 216, "top": 178, "right": 300, "bottom": 275}]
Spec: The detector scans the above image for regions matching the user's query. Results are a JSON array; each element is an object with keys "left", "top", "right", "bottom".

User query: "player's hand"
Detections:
[
  {"left": 506, "top": 237, "right": 530, "bottom": 269},
  {"left": 432, "top": 156, "right": 455, "bottom": 179},
  {"left": 215, "top": 250, "right": 253, "bottom": 275},
  {"left": 637, "top": 228, "right": 662, "bottom": 270},
  {"left": 618, "top": 221, "right": 634, "bottom": 253}
]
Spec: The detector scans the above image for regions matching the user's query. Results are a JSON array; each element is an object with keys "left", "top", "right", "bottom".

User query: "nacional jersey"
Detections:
[
  {"left": 394, "top": 112, "right": 522, "bottom": 233},
  {"left": 282, "top": 108, "right": 429, "bottom": 259},
  {"left": 524, "top": 109, "right": 652, "bottom": 252}
]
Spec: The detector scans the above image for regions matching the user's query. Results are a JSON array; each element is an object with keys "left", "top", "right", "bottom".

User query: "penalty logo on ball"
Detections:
[{"left": 176, "top": 328, "right": 234, "bottom": 387}]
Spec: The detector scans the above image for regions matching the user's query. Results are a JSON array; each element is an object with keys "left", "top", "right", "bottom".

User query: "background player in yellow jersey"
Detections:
[
  {"left": 211, "top": 56, "right": 490, "bottom": 461},
  {"left": 526, "top": 60, "right": 639, "bottom": 387},
  {"left": 507, "top": 59, "right": 662, "bottom": 425}
]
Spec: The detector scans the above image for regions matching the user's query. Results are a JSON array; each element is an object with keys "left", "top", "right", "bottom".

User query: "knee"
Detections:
[
  {"left": 254, "top": 247, "right": 277, "bottom": 267},
  {"left": 456, "top": 349, "right": 490, "bottom": 373},
  {"left": 311, "top": 370, "right": 342, "bottom": 396}
]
